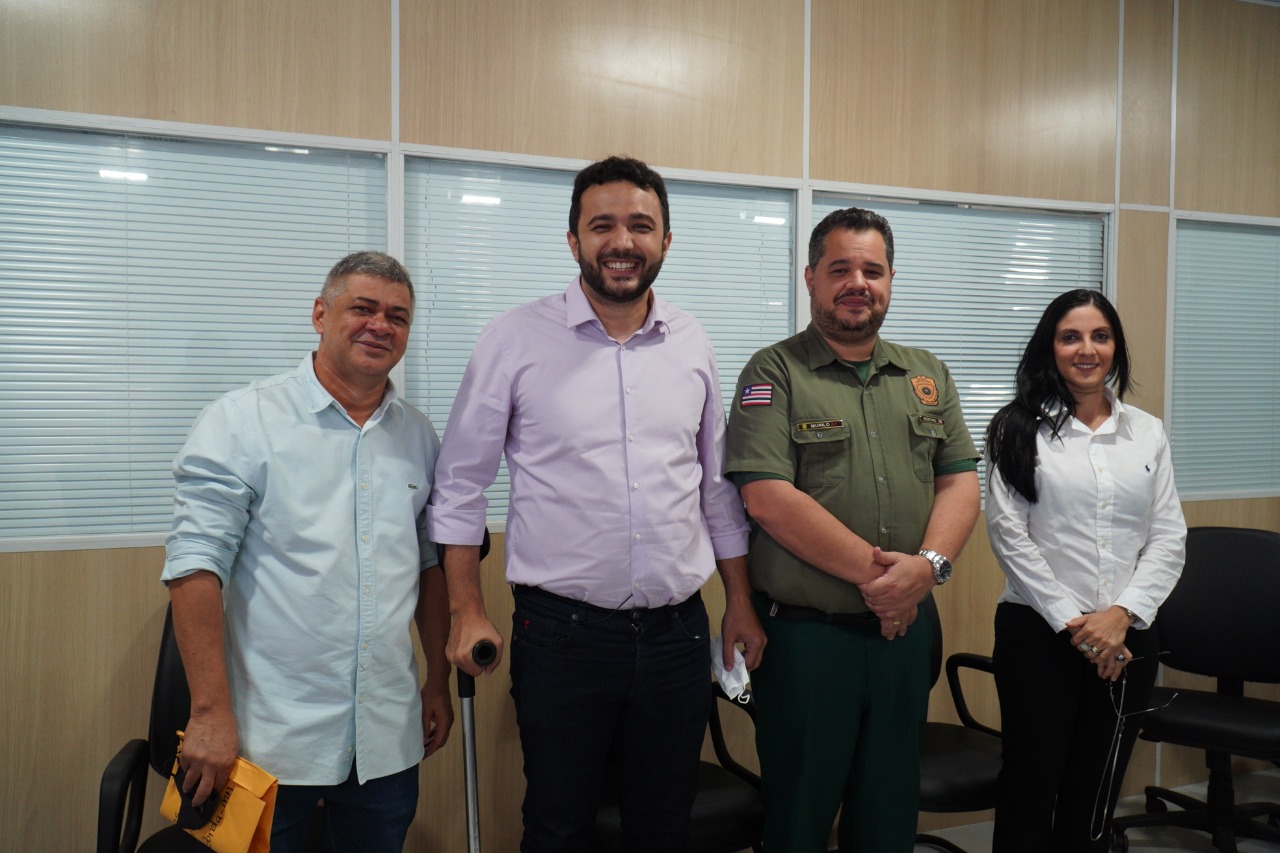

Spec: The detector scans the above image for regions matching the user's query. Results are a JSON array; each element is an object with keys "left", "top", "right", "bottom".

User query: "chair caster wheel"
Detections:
[{"left": 1111, "top": 830, "right": 1129, "bottom": 852}]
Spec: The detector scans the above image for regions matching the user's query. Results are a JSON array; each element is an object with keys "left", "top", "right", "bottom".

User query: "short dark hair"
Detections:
[
  {"left": 568, "top": 156, "right": 670, "bottom": 237},
  {"left": 986, "top": 288, "right": 1132, "bottom": 502},
  {"left": 321, "top": 251, "right": 414, "bottom": 305},
  {"left": 808, "top": 207, "right": 895, "bottom": 270}
]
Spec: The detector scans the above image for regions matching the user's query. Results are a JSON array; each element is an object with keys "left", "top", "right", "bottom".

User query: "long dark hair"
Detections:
[{"left": 985, "top": 289, "right": 1132, "bottom": 502}]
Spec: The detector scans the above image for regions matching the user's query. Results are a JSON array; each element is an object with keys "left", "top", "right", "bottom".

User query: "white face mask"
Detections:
[{"left": 710, "top": 634, "right": 751, "bottom": 702}]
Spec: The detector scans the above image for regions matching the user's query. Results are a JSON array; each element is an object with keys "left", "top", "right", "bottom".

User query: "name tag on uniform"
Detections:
[{"left": 795, "top": 419, "right": 846, "bottom": 431}]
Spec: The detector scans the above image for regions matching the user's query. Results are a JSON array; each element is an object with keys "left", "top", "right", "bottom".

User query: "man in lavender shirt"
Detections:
[{"left": 427, "top": 155, "right": 766, "bottom": 852}]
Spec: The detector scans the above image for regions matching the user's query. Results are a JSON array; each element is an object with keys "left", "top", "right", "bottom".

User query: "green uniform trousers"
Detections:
[{"left": 751, "top": 595, "right": 933, "bottom": 852}]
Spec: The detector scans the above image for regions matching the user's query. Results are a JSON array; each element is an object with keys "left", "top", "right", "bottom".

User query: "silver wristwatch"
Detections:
[{"left": 918, "top": 549, "right": 953, "bottom": 585}]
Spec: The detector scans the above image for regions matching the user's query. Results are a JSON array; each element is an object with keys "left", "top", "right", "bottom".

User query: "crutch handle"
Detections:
[{"left": 457, "top": 640, "right": 498, "bottom": 699}]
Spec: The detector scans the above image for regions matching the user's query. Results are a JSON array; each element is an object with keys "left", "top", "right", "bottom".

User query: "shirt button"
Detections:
[
  {"left": 357, "top": 694, "right": 366, "bottom": 704},
  {"left": 363, "top": 586, "right": 372, "bottom": 596},
  {"left": 632, "top": 482, "right": 639, "bottom": 490},
  {"left": 877, "top": 475, "right": 886, "bottom": 483},
  {"left": 870, "top": 431, "right": 878, "bottom": 439},
  {"left": 880, "top": 526, "right": 888, "bottom": 534},
  {"left": 360, "top": 482, "right": 369, "bottom": 490},
  {"left": 361, "top": 642, "right": 369, "bottom": 650},
  {"left": 361, "top": 534, "right": 370, "bottom": 543},
  {"left": 626, "top": 387, "right": 632, "bottom": 394},
  {"left": 628, "top": 433, "right": 635, "bottom": 442},
  {"left": 634, "top": 533, "right": 641, "bottom": 541}
]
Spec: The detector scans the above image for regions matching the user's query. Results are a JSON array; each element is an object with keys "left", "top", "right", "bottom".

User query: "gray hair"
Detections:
[{"left": 321, "top": 251, "right": 414, "bottom": 304}]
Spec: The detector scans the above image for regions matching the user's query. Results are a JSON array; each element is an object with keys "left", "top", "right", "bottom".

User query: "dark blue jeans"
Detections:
[
  {"left": 269, "top": 762, "right": 418, "bottom": 853},
  {"left": 510, "top": 585, "right": 712, "bottom": 853}
]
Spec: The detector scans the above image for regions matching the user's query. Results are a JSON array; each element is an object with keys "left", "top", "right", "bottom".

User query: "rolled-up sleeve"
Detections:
[
  {"left": 694, "top": 334, "right": 749, "bottom": 560},
  {"left": 163, "top": 397, "right": 259, "bottom": 586}
]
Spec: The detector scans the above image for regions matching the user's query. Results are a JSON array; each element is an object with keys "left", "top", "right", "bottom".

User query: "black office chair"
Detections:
[
  {"left": 97, "top": 604, "right": 207, "bottom": 853},
  {"left": 593, "top": 682, "right": 764, "bottom": 853},
  {"left": 1112, "top": 526, "right": 1280, "bottom": 853},
  {"left": 915, "top": 594, "right": 1003, "bottom": 853}
]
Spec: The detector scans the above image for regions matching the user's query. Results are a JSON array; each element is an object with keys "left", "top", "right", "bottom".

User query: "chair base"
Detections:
[
  {"left": 1113, "top": 783, "right": 1280, "bottom": 853},
  {"left": 914, "top": 831, "right": 970, "bottom": 853}
]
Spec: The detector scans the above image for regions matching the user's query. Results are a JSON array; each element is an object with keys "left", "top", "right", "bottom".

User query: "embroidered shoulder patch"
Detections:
[
  {"left": 740, "top": 384, "right": 773, "bottom": 407},
  {"left": 910, "top": 375, "right": 939, "bottom": 406}
]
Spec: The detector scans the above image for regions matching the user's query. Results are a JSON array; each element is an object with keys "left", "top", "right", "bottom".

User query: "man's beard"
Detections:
[
  {"left": 811, "top": 298, "right": 886, "bottom": 346},
  {"left": 579, "top": 252, "right": 663, "bottom": 305}
]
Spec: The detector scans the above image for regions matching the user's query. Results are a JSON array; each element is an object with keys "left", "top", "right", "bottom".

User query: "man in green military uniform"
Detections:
[{"left": 724, "top": 207, "right": 981, "bottom": 852}]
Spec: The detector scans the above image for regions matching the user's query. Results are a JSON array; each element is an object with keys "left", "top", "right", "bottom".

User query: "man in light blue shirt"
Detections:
[{"left": 162, "top": 251, "right": 450, "bottom": 853}]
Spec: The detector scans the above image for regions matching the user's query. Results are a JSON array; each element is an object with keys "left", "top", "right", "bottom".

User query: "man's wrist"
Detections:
[{"left": 918, "top": 549, "right": 954, "bottom": 585}]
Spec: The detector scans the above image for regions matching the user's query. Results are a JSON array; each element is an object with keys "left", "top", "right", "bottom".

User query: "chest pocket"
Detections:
[
  {"left": 792, "top": 420, "right": 850, "bottom": 488},
  {"left": 908, "top": 414, "right": 947, "bottom": 482}
]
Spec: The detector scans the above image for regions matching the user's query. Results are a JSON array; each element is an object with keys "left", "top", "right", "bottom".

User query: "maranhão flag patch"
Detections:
[{"left": 740, "top": 383, "right": 773, "bottom": 407}]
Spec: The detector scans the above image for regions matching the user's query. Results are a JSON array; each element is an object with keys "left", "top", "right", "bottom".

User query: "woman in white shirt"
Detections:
[{"left": 985, "top": 289, "right": 1186, "bottom": 853}]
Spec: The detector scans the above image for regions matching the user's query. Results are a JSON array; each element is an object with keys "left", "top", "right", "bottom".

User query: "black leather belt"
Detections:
[{"left": 757, "top": 594, "right": 880, "bottom": 627}]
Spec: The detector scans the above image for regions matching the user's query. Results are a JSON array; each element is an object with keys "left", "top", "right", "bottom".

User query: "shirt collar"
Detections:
[
  {"left": 299, "top": 352, "right": 401, "bottom": 420},
  {"left": 564, "top": 276, "right": 669, "bottom": 337},
  {"left": 802, "top": 324, "right": 896, "bottom": 372},
  {"left": 1051, "top": 387, "right": 1126, "bottom": 434}
]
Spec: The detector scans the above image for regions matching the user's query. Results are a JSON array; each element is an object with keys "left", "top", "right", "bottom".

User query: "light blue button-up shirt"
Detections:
[{"left": 163, "top": 354, "right": 440, "bottom": 785}]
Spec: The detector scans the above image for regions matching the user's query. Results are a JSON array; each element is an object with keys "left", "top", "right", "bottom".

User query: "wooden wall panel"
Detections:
[
  {"left": 811, "top": 0, "right": 1119, "bottom": 202},
  {"left": 1120, "top": 0, "right": 1174, "bottom": 207},
  {"left": 0, "top": 0, "right": 392, "bottom": 139},
  {"left": 0, "top": 547, "right": 171, "bottom": 852},
  {"left": 1116, "top": 209, "right": 1170, "bottom": 414},
  {"left": 1175, "top": 0, "right": 1280, "bottom": 217},
  {"left": 400, "top": 0, "right": 805, "bottom": 176}
]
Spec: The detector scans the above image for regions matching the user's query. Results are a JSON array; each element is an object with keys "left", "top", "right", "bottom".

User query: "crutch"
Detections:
[{"left": 458, "top": 638, "right": 498, "bottom": 853}]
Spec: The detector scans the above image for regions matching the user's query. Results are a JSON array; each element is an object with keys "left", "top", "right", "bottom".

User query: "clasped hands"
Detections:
[
  {"left": 1066, "top": 606, "right": 1133, "bottom": 682},
  {"left": 858, "top": 547, "right": 935, "bottom": 640}
]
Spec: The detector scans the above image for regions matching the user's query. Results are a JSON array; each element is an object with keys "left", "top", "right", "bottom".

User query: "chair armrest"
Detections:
[
  {"left": 945, "top": 653, "right": 1001, "bottom": 739},
  {"left": 98, "top": 738, "right": 150, "bottom": 853},
  {"left": 709, "top": 684, "right": 761, "bottom": 789}
]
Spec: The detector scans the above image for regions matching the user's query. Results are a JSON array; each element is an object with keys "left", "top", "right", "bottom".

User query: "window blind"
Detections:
[
  {"left": 1170, "top": 220, "right": 1280, "bottom": 497},
  {"left": 0, "top": 124, "right": 386, "bottom": 541},
  {"left": 403, "top": 158, "right": 794, "bottom": 520},
  {"left": 810, "top": 197, "right": 1107, "bottom": 489}
]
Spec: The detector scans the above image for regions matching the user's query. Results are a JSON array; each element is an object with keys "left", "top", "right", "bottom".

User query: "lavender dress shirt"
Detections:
[{"left": 427, "top": 278, "right": 749, "bottom": 609}]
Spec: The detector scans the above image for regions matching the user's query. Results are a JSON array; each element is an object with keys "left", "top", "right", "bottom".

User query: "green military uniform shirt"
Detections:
[{"left": 725, "top": 324, "right": 978, "bottom": 613}]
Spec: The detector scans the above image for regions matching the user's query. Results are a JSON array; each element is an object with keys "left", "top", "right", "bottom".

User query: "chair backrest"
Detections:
[
  {"left": 1157, "top": 526, "right": 1280, "bottom": 684},
  {"left": 920, "top": 592, "right": 944, "bottom": 689},
  {"left": 147, "top": 605, "right": 192, "bottom": 777}
]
